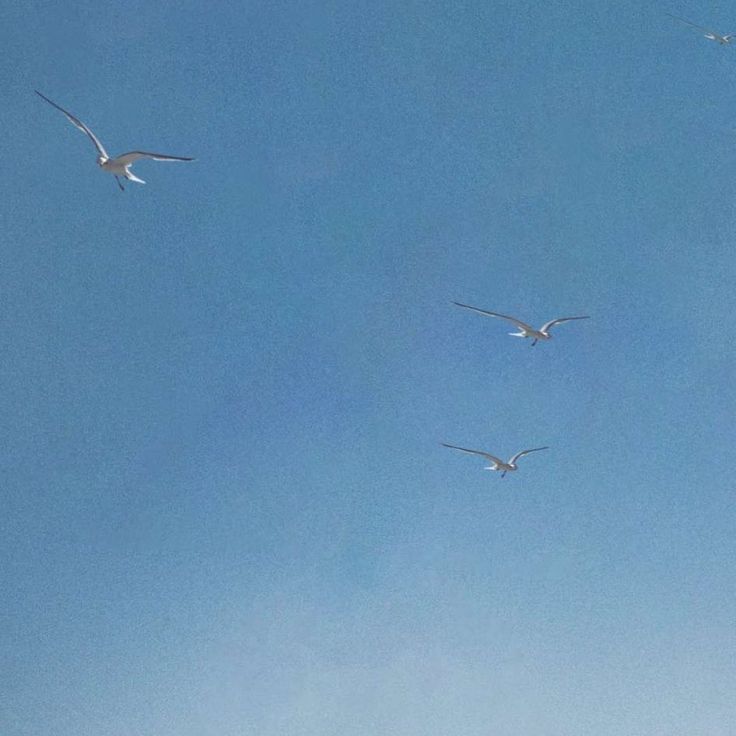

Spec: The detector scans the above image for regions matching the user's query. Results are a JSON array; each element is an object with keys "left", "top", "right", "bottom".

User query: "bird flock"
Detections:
[
  {"left": 442, "top": 302, "right": 587, "bottom": 477},
  {"left": 443, "top": 11, "right": 732, "bottom": 479},
  {"left": 35, "top": 12, "right": 728, "bottom": 483}
]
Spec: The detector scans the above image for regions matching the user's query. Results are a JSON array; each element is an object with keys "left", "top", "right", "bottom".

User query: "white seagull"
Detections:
[
  {"left": 666, "top": 13, "right": 734, "bottom": 44},
  {"left": 442, "top": 443, "right": 548, "bottom": 478},
  {"left": 453, "top": 302, "right": 589, "bottom": 346},
  {"left": 35, "top": 90, "right": 194, "bottom": 191}
]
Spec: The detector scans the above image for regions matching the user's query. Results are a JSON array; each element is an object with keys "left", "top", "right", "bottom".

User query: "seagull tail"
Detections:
[
  {"left": 508, "top": 332, "right": 526, "bottom": 337},
  {"left": 125, "top": 170, "right": 146, "bottom": 184}
]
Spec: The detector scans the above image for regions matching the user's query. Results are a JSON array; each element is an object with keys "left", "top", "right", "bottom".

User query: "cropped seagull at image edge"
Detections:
[
  {"left": 453, "top": 302, "right": 589, "bottom": 346},
  {"left": 442, "top": 444, "right": 549, "bottom": 478},
  {"left": 35, "top": 90, "right": 195, "bottom": 191},
  {"left": 666, "top": 13, "right": 734, "bottom": 44}
]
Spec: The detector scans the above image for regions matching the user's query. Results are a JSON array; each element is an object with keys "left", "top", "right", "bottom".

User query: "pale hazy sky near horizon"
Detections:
[{"left": 1, "top": 1, "right": 736, "bottom": 734}]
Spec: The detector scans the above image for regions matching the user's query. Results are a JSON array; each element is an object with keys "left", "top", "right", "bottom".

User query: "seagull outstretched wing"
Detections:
[
  {"left": 665, "top": 13, "right": 720, "bottom": 36},
  {"left": 508, "top": 447, "right": 549, "bottom": 465},
  {"left": 113, "top": 151, "right": 195, "bottom": 165},
  {"left": 540, "top": 315, "right": 590, "bottom": 333},
  {"left": 35, "top": 90, "right": 109, "bottom": 159},
  {"left": 442, "top": 443, "right": 504, "bottom": 467},
  {"left": 452, "top": 302, "right": 535, "bottom": 332}
]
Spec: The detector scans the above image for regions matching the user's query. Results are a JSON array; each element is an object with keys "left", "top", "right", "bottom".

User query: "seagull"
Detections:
[
  {"left": 666, "top": 13, "right": 734, "bottom": 44},
  {"left": 453, "top": 302, "right": 589, "bottom": 346},
  {"left": 442, "top": 443, "right": 548, "bottom": 478},
  {"left": 35, "top": 90, "right": 194, "bottom": 191}
]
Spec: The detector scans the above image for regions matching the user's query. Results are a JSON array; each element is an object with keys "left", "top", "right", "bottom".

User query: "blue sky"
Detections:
[{"left": 1, "top": 1, "right": 735, "bottom": 733}]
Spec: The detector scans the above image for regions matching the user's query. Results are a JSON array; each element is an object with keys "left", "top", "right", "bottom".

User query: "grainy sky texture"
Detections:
[{"left": 1, "top": 1, "right": 735, "bottom": 734}]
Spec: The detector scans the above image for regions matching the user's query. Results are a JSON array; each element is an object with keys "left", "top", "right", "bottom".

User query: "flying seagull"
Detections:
[
  {"left": 35, "top": 90, "right": 194, "bottom": 191},
  {"left": 666, "top": 13, "right": 734, "bottom": 44},
  {"left": 453, "top": 302, "right": 589, "bottom": 346},
  {"left": 442, "top": 443, "right": 548, "bottom": 478}
]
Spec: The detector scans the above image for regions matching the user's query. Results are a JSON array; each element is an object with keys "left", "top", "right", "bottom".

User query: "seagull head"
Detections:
[{"left": 96, "top": 155, "right": 108, "bottom": 166}]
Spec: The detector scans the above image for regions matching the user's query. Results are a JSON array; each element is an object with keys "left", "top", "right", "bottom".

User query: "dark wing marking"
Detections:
[
  {"left": 452, "top": 302, "right": 534, "bottom": 332},
  {"left": 35, "top": 90, "right": 108, "bottom": 158},
  {"left": 442, "top": 443, "right": 504, "bottom": 467},
  {"left": 508, "top": 447, "right": 549, "bottom": 465}
]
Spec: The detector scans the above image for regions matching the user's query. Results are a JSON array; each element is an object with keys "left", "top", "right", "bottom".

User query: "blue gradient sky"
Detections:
[{"left": 2, "top": 1, "right": 735, "bottom": 734}]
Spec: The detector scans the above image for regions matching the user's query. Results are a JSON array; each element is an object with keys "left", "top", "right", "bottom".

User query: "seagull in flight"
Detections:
[
  {"left": 453, "top": 302, "right": 589, "bottom": 346},
  {"left": 35, "top": 90, "right": 194, "bottom": 191},
  {"left": 442, "top": 443, "right": 548, "bottom": 478},
  {"left": 666, "top": 13, "right": 734, "bottom": 44}
]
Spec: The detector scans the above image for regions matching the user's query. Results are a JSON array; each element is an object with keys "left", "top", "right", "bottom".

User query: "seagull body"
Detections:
[
  {"left": 442, "top": 443, "right": 548, "bottom": 478},
  {"left": 666, "top": 13, "right": 734, "bottom": 44},
  {"left": 35, "top": 90, "right": 194, "bottom": 190},
  {"left": 453, "top": 302, "right": 589, "bottom": 346}
]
